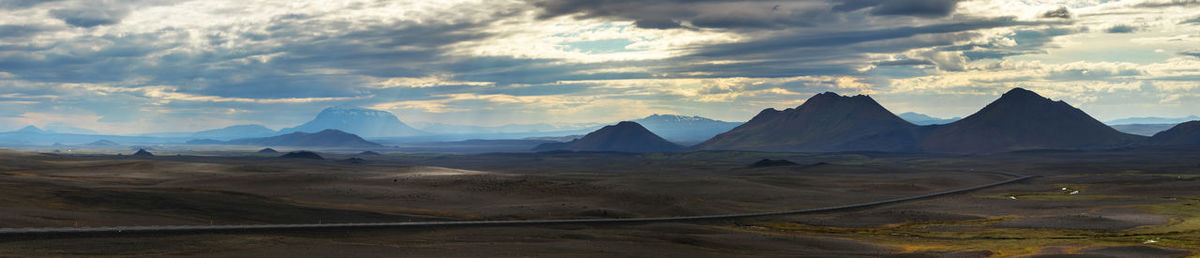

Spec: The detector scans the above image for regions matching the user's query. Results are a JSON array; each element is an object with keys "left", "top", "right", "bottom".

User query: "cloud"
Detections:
[
  {"left": 832, "top": 0, "right": 962, "bottom": 17},
  {"left": 49, "top": 6, "right": 130, "bottom": 28},
  {"left": 1182, "top": 49, "right": 1200, "bottom": 58},
  {"left": 0, "top": 0, "right": 62, "bottom": 10},
  {"left": 1134, "top": 0, "right": 1200, "bottom": 8},
  {"left": 1042, "top": 7, "right": 1071, "bottom": 19},
  {"left": 1105, "top": 24, "right": 1137, "bottom": 33},
  {"left": 1182, "top": 16, "right": 1200, "bottom": 24}
]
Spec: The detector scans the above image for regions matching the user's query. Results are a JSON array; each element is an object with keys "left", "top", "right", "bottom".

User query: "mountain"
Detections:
[
  {"left": 921, "top": 88, "right": 1143, "bottom": 153},
  {"left": 280, "top": 106, "right": 424, "bottom": 138},
  {"left": 14, "top": 126, "right": 44, "bottom": 134},
  {"left": 43, "top": 123, "right": 97, "bottom": 134},
  {"left": 694, "top": 92, "right": 920, "bottom": 152},
  {"left": 225, "top": 129, "right": 382, "bottom": 147},
  {"left": 1110, "top": 123, "right": 1177, "bottom": 136},
  {"left": 1147, "top": 121, "right": 1200, "bottom": 146},
  {"left": 192, "top": 125, "right": 277, "bottom": 140},
  {"left": 533, "top": 121, "right": 681, "bottom": 153},
  {"left": 632, "top": 114, "right": 742, "bottom": 144},
  {"left": 898, "top": 112, "right": 961, "bottom": 125},
  {"left": 86, "top": 140, "right": 120, "bottom": 146},
  {"left": 1106, "top": 115, "right": 1200, "bottom": 125}
]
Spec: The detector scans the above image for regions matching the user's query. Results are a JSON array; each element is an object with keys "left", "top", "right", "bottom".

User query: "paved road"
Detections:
[{"left": 0, "top": 174, "right": 1034, "bottom": 236}]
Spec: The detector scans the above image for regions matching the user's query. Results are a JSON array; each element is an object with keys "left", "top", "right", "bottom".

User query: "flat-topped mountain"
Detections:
[
  {"left": 1147, "top": 121, "right": 1200, "bottom": 146},
  {"left": 534, "top": 121, "right": 681, "bottom": 153},
  {"left": 694, "top": 92, "right": 919, "bottom": 152},
  {"left": 280, "top": 106, "right": 424, "bottom": 138},
  {"left": 226, "top": 129, "right": 381, "bottom": 147},
  {"left": 633, "top": 114, "right": 741, "bottom": 144},
  {"left": 920, "top": 88, "right": 1143, "bottom": 153}
]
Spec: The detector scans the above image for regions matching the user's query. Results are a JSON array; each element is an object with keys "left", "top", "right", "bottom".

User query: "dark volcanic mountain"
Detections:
[
  {"left": 1147, "top": 121, "right": 1200, "bottom": 146},
  {"left": 921, "top": 88, "right": 1143, "bottom": 153},
  {"left": 226, "top": 129, "right": 381, "bottom": 147},
  {"left": 633, "top": 114, "right": 742, "bottom": 144},
  {"left": 694, "top": 92, "right": 919, "bottom": 152},
  {"left": 533, "top": 121, "right": 681, "bottom": 153},
  {"left": 280, "top": 106, "right": 424, "bottom": 138}
]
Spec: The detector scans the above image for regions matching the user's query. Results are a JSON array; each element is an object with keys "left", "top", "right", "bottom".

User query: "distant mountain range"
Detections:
[
  {"left": 633, "top": 114, "right": 741, "bottom": 144},
  {"left": 1110, "top": 124, "right": 1178, "bottom": 136},
  {"left": 1106, "top": 115, "right": 1200, "bottom": 125},
  {"left": 221, "top": 129, "right": 381, "bottom": 147},
  {"left": 410, "top": 122, "right": 600, "bottom": 135},
  {"left": 534, "top": 121, "right": 681, "bottom": 153},
  {"left": 280, "top": 106, "right": 424, "bottom": 138},
  {"left": 897, "top": 112, "right": 961, "bottom": 125},
  {"left": 695, "top": 92, "right": 920, "bottom": 152},
  {"left": 192, "top": 125, "right": 277, "bottom": 139}
]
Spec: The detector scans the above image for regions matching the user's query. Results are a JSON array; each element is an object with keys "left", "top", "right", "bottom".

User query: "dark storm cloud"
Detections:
[
  {"left": 530, "top": 0, "right": 864, "bottom": 30},
  {"left": 1041, "top": 7, "right": 1070, "bottom": 19},
  {"left": 49, "top": 6, "right": 130, "bottom": 28},
  {"left": 1105, "top": 24, "right": 1137, "bottom": 33},
  {"left": 1181, "top": 50, "right": 1200, "bottom": 58},
  {"left": 692, "top": 17, "right": 1053, "bottom": 58},
  {"left": 831, "top": 0, "right": 961, "bottom": 17}
]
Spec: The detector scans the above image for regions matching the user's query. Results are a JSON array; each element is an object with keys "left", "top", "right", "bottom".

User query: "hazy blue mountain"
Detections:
[
  {"left": 280, "top": 106, "right": 424, "bottom": 138},
  {"left": 1110, "top": 123, "right": 1178, "bottom": 136},
  {"left": 191, "top": 124, "right": 277, "bottom": 140},
  {"left": 534, "top": 121, "right": 681, "bottom": 153},
  {"left": 409, "top": 122, "right": 605, "bottom": 136},
  {"left": 1106, "top": 115, "right": 1200, "bottom": 125},
  {"left": 921, "top": 88, "right": 1143, "bottom": 153},
  {"left": 86, "top": 140, "right": 120, "bottom": 146},
  {"left": 226, "top": 129, "right": 381, "bottom": 147},
  {"left": 1148, "top": 121, "right": 1200, "bottom": 146},
  {"left": 695, "top": 92, "right": 920, "bottom": 152},
  {"left": 898, "top": 112, "right": 961, "bottom": 125},
  {"left": 632, "top": 114, "right": 741, "bottom": 144},
  {"left": 43, "top": 123, "right": 97, "bottom": 134},
  {"left": 14, "top": 126, "right": 44, "bottom": 134}
]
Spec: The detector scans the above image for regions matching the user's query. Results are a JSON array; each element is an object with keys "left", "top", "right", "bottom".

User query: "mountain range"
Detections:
[
  {"left": 534, "top": 121, "right": 681, "bottom": 153},
  {"left": 695, "top": 92, "right": 920, "bottom": 152},
  {"left": 1147, "top": 121, "right": 1200, "bottom": 146},
  {"left": 280, "top": 106, "right": 425, "bottom": 138},
  {"left": 1106, "top": 115, "right": 1200, "bottom": 125},
  {"left": 223, "top": 129, "right": 381, "bottom": 147},
  {"left": 897, "top": 112, "right": 961, "bottom": 125},
  {"left": 692, "top": 88, "right": 1151, "bottom": 154},
  {"left": 632, "top": 114, "right": 742, "bottom": 144}
]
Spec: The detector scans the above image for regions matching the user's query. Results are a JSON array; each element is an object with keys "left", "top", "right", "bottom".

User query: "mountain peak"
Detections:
[
  {"left": 998, "top": 87, "right": 1052, "bottom": 103},
  {"left": 16, "top": 125, "right": 43, "bottom": 133},
  {"left": 281, "top": 106, "right": 424, "bottom": 137},
  {"left": 535, "top": 121, "right": 681, "bottom": 153}
]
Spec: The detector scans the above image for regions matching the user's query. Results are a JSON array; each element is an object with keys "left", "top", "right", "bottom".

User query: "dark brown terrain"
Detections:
[{"left": 0, "top": 147, "right": 1196, "bottom": 256}]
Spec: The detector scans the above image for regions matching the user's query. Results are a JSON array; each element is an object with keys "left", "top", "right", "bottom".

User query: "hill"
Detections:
[
  {"left": 898, "top": 112, "right": 961, "bottom": 125},
  {"left": 1147, "top": 121, "right": 1200, "bottom": 146},
  {"left": 192, "top": 125, "right": 277, "bottom": 140},
  {"left": 226, "top": 129, "right": 382, "bottom": 147},
  {"left": 632, "top": 114, "right": 741, "bottom": 144},
  {"left": 533, "top": 121, "right": 681, "bottom": 153},
  {"left": 920, "top": 88, "right": 1143, "bottom": 153},
  {"left": 280, "top": 106, "right": 424, "bottom": 138},
  {"left": 694, "top": 92, "right": 919, "bottom": 152}
]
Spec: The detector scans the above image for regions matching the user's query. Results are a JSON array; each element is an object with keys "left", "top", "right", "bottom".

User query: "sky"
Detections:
[{"left": 0, "top": 0, "right": 1198, "bottom": 134}]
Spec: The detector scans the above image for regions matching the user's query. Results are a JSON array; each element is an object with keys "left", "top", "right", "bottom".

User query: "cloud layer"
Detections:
[{"left": 0, "top": 0, "right": 1198, "bottom": 133}]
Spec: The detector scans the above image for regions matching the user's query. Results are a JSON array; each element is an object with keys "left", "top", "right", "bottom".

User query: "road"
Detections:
[{"left": 0, "top": 174, "right": 1034, "bottom": 236}]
